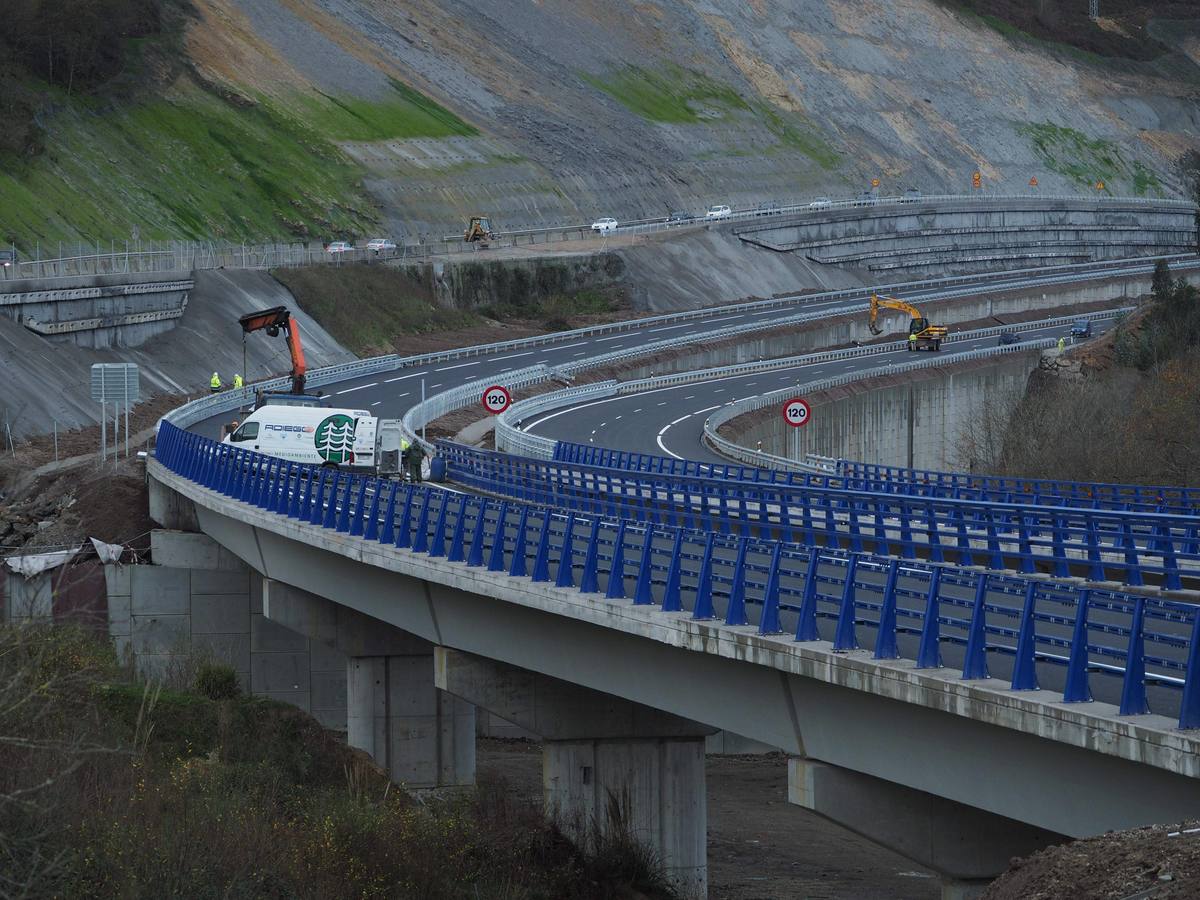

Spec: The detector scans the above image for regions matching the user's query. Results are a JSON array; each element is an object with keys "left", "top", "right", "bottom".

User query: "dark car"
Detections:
[
  {"left": 667, "top": 211, "right": 691, "bottom": 223},
  {"left": 1070, "top": 319, "right": 1093, "bottom": 338},
  {"left": 998, "top": 331, "right": 1021, "bottom": 346},
  {"left": 0, "top": 250, "right": 15, "bottom": 269}
]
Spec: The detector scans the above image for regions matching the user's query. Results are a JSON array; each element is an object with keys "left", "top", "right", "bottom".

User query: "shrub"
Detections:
[{"left": 195, "top": 663, "right": 241, "bottom": 700}]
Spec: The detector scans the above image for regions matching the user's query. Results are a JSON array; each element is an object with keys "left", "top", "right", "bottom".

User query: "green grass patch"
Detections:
[
  {"left": 583, "top": 64, "right": 750, "bottom": 124},
  {"left": 1016, "top": 121, "right": 1160, "bottom": 194},
  {"left": 755, "top": 103, "right": 840, "bottom": 169},
  {"left": 272, "top": 264, "right": 481, "bottom": 354},
  {"left": 0, "top": 79, "right": 382, "bottom": 246},
  {"left": 299, "top": 78, "right": 477, "bottom": 141}
]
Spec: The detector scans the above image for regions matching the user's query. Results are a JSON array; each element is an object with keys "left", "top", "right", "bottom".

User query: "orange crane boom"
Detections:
[{"left": 238, "top": 306, "right": 307, "bottom": 393}]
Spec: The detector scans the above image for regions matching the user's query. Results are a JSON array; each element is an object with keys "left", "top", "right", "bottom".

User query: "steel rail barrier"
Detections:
[
  {"left": 158, "top": 255, "right": 1191, "bottom": 434},
  {"left": 555, "top": 441, "right": 1200, "bottom": 518},
  {"left": 153, "top": 419, "right": 1200, "bottom": 728},
  {"left": 437, "top": 441, "right": 1200, "bottom": 590},
  {"left": 494, "top": 311, "right": 1130, "bottom": 460}
]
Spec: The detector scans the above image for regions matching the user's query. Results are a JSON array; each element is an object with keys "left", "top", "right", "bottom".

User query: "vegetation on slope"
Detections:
[
  {"left": 0, "top": 624, "right": 675, "bottom": 899},
  {"left": 1015, "top": 122, "right": 1162, "bottom": 195},
  {"left": 584, "top": 64, "right": 838, "bottom": 169},
  {"left": 0, "top": 0, "right": 476, "bottom": 247},
  {"left": 956, "top": 259, "right": 1200, "bottom": 486}
]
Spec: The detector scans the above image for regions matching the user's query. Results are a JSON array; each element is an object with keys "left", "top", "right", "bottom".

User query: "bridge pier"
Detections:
[
  {"left": 262, "top": 579, "right": 475, "bottom": 788},
  {"left": 788, "top": 758, "right": 1066, "bottom": 895},
  {"left": 434, "top": 647, "right": 715, "bottom": 899}
]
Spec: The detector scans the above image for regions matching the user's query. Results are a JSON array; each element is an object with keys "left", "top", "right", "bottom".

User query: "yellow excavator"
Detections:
[
  {"left": 464, "top": 216, "right": 495, "bottom": 244},
  {"left": 868, "top": 293, "right": 948, "bottom": 351}
]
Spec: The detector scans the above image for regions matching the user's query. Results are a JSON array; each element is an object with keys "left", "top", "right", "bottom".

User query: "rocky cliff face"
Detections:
[{"left": 188, "top": 0, "right": 1199, "bottom": 235}]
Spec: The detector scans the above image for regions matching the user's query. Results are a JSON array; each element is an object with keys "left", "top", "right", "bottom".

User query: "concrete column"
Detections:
[
  {"left": 435, "top": 647, "right": 715, "bottom": 899},
  {"left": 788, "top": 758, "right": 1065, "bottom": 883},
  {"left": 263, "top": 578, "right": 475, "bottom": 788},
  {"left": 347, "top": 654, "right": 474, "bottom": 788}
]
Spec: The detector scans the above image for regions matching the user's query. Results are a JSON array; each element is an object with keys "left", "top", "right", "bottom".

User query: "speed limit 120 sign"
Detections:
[
  {"left": 481, "top": 385, "right": 512, "bottom": 415},
  {"left": 782, "top": 397, "right": 811, "bottom": 427}
]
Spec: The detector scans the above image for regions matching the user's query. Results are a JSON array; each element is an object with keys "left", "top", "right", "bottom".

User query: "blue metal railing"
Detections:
[
  {"left": 442, "top": 443, "right": 1200, "bottom": 590},
  {"left": 554, "top": 441, "right": 1200, "bottom": 517},
  {"left": 154, "top": 421, "right": 1200, "bottom": 728}
]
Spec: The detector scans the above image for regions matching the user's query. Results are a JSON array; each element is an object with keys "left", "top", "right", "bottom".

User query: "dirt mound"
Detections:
[{"left": 985, "top": 822, "right": 1200, "bottom": 899}]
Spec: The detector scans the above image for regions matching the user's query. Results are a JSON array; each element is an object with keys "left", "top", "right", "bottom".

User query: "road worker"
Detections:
[
  {"left": 407, "top": 441, "right": 425, "bottom": 483},
  {"left": 233, "top": 373, "right": 244, "bottom": 389},
  {"left": 908, "top": 333, "right": 917, "bottom": 349},
  {"left": 210, "top": 372, "right": 222, "bottom": 393},
  {"left": 1057, "top": 336, "right": 1066, "bottom": 353}
]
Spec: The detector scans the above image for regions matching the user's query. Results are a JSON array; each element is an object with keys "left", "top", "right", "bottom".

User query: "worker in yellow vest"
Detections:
[
  {"left": 210, "top": 372, "right": 222, "bottom": 393},
  {"left": 233, "top": 373, "right": 244, "bottom": 389}
]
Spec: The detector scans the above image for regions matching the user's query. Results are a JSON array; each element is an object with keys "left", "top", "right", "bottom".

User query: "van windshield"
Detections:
[{"left": 232, "top": 422, "right": 259, "bottom": 442}]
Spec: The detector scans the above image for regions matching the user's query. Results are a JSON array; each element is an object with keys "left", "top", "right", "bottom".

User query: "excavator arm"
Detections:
[
  {"left": 238, "top": 306, "right": 307, "bottom": 394},
  {"left": 868, "top": 293, "right": 925, "bottom": 335}
]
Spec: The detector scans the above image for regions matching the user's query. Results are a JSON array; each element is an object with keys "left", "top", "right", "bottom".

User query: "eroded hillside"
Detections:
[{"left": 2, "top": 0, "right": 1198, "bottom": 244}]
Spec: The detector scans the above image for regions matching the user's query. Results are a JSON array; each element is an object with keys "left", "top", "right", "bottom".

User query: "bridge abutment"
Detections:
[
  {"left": 262, "top": 579, "right": 476, "bottom": 788},
  {"left": 434, "top": 647, "right": 714, "bottom": 899}
]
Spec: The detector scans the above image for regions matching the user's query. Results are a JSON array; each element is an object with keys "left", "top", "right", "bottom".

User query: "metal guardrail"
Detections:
[
  {"left": 5, "top": 195, "right": 1194, "bottom": 282},
  {"left": 154, "top": 419, "right": 1200, "bottom": 729},
  {"left": 702, "top": 339, "right": 1060, "bottom": 472},
  {"left": 495, "top": 310, "right": 1129, "bottom": 461}
]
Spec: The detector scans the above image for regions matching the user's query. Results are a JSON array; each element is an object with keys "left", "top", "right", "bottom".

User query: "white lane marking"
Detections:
[
  {"left": 370, "top": 401, "right": 381, "bottom": 407},
  {"left": 336, "top": 382, "right": 378, "bottom": 394},
  {"left": 492, "top": 351, "right": 536, "bottom": 361},
  {"left": 385, "top": 373, "right": 422, "bottom": 383},
  {"left": 594, "top": 334, "right": 628, "bottom": 343},
  {"left": 435, "top": 362, "right": 479, "bottom": 371},
  {"left": 633, "top": 408, "right": 642, "bottom": 412},
  {"left": 614, "top": 415, "right": 622, "bottom": 420},
  {"left": 395, "top": 392, "right": 410, "bottom": 398},
  {"left": 656, "top": 431, "right": 684, "bottom": 459},
  {"left": 573, "top": 352, "right": 587, "bottom": 356},
  {"left": 693, "top": 404, "right": 720, "bottom": 414},
  {"left": 670, "top": 414, "right": 692, "bottom": 425},
  {"left": 657, "top": 401, "right": 667, "bottom": 406},
  {"left": 713, "top": 388, "right": 725, "bottom": 393},
  {"left": 550, "top": 341, "right": 588, "bottom": 350},
  {"left": 702, "top": 314, "right": 744, "bottom": 324},
  {"left": 430, "top": 383, "right": 442, "bottom": 388},
  {"left": 647, "top": 323, "right": 694, "bottom": 333},
  {"left": 683, "top": 394, "right": 695, "bottom": 399},
  {"left": 599, "top": 422, "right": 607, "bottom": 428}
]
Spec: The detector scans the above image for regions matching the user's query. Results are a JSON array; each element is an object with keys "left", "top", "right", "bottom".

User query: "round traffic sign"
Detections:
[
  {"left": 481, "top": 385, "right": 512, "bottom": 415},
  {"left": 783, "top": 397, "right": 811, "bottom": 428}
]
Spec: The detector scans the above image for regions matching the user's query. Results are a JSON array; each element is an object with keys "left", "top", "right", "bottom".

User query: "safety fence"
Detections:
[
  {"left": 552, "top": 442, "right": 1200, "bottom": 518},
  {"left": 826, "top": 459, "right": 1200, "bottom": 515},
  {"left": 494, "top": 310, "right": 1127, "bottom": 461},
  {"left": 154, "top": 420, "right": 1200, "bottom": 728},
  {"left": 439, "top": 442, "right": 1200, "bottom": 590},
  {"left": 6, "top": 196, "right": 1193, "bottom": 281}
]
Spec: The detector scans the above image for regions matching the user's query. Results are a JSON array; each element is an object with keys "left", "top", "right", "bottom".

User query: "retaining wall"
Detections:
[{"left": 733, "top": 351, "right": 1042, "bottom": 472}]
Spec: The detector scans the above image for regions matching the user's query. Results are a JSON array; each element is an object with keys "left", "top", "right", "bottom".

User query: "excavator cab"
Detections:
[
  {"left": 464, "top": 216, "right": 495, "bottom": 243},
  {"left": 908, "top": 318, "right": 930, "bottom": 336}
]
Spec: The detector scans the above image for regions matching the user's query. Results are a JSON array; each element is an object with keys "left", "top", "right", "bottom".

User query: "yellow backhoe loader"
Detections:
[{"left": 868, "top": 293, "right": 948, "bottom": 351}]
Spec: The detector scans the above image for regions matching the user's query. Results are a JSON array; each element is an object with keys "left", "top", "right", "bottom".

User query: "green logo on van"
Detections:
[{"left": 314, "top": 414, "right": 356, "bottom": 463}]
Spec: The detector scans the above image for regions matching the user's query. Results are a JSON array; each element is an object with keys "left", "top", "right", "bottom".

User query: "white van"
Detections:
[{"left": 222, "top": 406, "right": 379, "bottom": 469}]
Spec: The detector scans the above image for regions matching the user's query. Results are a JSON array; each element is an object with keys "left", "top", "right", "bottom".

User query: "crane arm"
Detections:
[{"left": 238, "top": 306, "right": 307, "bottom": 394}]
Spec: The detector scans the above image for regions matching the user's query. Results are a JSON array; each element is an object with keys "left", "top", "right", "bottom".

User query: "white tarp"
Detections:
[
  {"left": 89, "top": 537, "right": 124, "bottom": 564},
  {"left": 4, "top": 549, "right": 76, "bottom": 578}
]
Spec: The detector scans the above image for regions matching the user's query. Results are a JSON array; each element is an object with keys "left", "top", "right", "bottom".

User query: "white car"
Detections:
[
  {"left": 591, "top": 217, "right": 618, "bottom": 234},
  {"left": 808, "top": 198, "right": 832, "bottom": 210},
  {"left": 705, "top": 204, "right": 732, "bottom": 220},
  {"left": 366, "top": 238, "right": 397, "bottom": 252},
  {"left": 324, "top": 241, "right": 354, "bottom": 254}
]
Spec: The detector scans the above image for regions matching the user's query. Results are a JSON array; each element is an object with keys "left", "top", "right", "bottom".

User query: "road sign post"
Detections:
[
  {"left": 481, "top": 385, "right": 512, "bottom": 415},
  {"left": 91, "top": 363, "right": 140, "bottom": 462}
]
